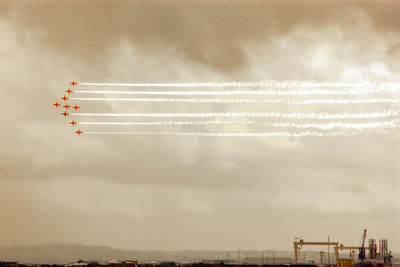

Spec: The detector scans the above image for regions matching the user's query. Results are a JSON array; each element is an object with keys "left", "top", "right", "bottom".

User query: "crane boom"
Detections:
[
  {"left": 359, "top": 229, "right": 367, "bottom": 261},
  {"left": 293, "top": 240, "right": 339, "bottom": 264}
]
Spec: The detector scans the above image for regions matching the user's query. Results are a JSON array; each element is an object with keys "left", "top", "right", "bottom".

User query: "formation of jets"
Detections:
[{"left": 54, "top": 81, "right": 82, "bottom": 135}]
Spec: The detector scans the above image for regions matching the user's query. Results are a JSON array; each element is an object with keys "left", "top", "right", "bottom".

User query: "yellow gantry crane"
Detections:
[
  {"left": 293, "top": 240, "right": 371, "bottom": 267},
  {"left": 293, "top": 239, "right": 339, "bottom": 264},
  {"left": 293, "top": 230, "right": 392, "bottom": 267}
]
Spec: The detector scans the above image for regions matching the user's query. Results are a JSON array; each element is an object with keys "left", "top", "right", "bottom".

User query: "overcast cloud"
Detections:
[{"left": 0, "top": 1, "right": 399, "bottom": 252}]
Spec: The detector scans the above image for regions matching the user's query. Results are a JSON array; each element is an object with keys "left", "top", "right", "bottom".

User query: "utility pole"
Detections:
[
  {"left": 273, "top": 251, "right": 275, "bottom": 264},
  {"left": 262, "top": 251, "right": 264, "bottom": 265},
  {"left": 328, "top": 236, "right": 330, "bottom": 265}
]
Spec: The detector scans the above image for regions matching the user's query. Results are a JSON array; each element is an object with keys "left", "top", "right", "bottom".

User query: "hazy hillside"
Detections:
[
  {"left": 0, "top": 244, "right": 295, "bottom": 264},
  {"left": 1, "top": 245, "right": 398, "bottom": 265}
]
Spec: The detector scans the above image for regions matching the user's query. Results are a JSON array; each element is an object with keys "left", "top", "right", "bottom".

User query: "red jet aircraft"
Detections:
[
  {"left": 62, "top": 111, "right": 69, "bottom": 117},
  {"left": 65, "top": 88, "right": 73, "bottom": 94},
  {"left": 73, "top": 104, "right": 80, "bottom": 111},
  {"left": 61, "top": 96, "right": 69, "bottom": 102},
  {"left": 70, "top": 120, "right": 77, "bottom": 126},
  {"left": 64, "top": 104, "right": 71, "bottom": 109},
  {"left": 75, "top": 129, "right": 83, "bottom": 135},
  {"left": 53, "top": 102, "right": 60, "bottom": 108},
  {"left": 70, "top": 81, "right": 77, "bottom": 86}
]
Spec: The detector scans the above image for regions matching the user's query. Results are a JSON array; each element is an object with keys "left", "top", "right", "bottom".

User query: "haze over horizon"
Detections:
[{"left": 0, "top": 1, "right": 399, "bottom": 253}]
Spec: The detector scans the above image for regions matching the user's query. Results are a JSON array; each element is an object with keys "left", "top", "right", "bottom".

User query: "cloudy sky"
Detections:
[{"left": 0, "top": 1, "right": 399, "bottom": 252}]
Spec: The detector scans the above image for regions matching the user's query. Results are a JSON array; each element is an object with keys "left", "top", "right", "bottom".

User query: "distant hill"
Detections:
[
  {"left": 1, "top": 245, "right": 398, "bottom": 265},
  {"left": 0, "top": 245, "right": 296, "bottom": 264}
]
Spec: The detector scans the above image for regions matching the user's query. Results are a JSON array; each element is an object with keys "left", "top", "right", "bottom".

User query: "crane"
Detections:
[
  {"left": 293, "top": 239, "right": 339, "bottom": 264},
  {"left": 338, "top": 244, "right": 370, "bottom": 264},
  {"left": 359, "top": 229, "right": 367, "bottom": 262}
]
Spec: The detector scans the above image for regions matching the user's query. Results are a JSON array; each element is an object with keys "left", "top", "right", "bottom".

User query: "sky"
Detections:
[{"left": 0, "top": 1, "right": 400, "bottom": 252}]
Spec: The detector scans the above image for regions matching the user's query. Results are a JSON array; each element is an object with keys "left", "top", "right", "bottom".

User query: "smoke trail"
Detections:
[
  {"left": 78, "top": 120, "right": 399, "bottom": 129},
  {"left": 78, "top": 81, "right": 400, "bottom": 88},
  {"left": 75, "top": 88, "right": 400, "bottom": 96},
  {"left": 69, "top": 97, "right": 400, "bottom": 104},
  {"left": 71, "top": 111, "right": 398, "bottom": 119},
  {"left": 84, "top": 129, "right": 394, "bottom": 137}
]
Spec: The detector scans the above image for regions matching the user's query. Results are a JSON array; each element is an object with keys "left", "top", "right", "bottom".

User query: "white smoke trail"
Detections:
[
  {"left": 79, "top": 120, "right": 399, "bottom": 129},
  {"left": 84, "top": 129, "right": 394, "bottom": 137},
  {"left": 78, "top": 81, "right": 400, "bottom": 89},
  {"left": 69, "top": 97, "right": 400, "bottom": 104},
  {"left": 75, "top": 88, "right": 400, "bottom": 96},
  {"left": 71, "top": 111, "right": 398, "bottom": 119}
]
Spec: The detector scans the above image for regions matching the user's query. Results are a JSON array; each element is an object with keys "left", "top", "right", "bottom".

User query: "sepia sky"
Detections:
[{"left": 0, "top": 1, "right": 400, "bottom": 252}]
